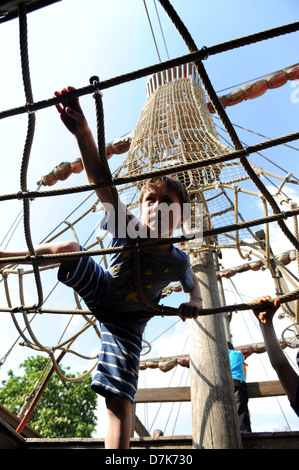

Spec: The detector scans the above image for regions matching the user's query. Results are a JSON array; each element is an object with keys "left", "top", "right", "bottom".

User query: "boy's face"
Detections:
[{"left": 140, "top": 181, "right": 182, "bottom": 238}]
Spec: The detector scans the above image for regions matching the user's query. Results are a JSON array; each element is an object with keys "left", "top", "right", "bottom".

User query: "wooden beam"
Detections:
[
  {"left": 135, "top": 386, "right": 190, "bottom": 403},
  {"left": 134, "top": 380, "right": 285, "bottom": 403},
  {"left": 0, "top": 404, "right": 41, "bottom": 438},
  {"left": 247, "top": 380, "right": 285, "bottom": 398},
  {"left": 134, "top": 415, "right": 150, "bottom": 437},
  {"left": 242, "top": 431, "right": 299, "bottom": 450},
  {"left": 0, "top": 417, "right": 26, "bottom": 449},
  {"left": 22, "top": 431, "right": 299, "bottom": 449}
]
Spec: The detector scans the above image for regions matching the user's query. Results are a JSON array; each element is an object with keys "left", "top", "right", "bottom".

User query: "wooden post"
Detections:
[{"left": 188, "top": 248, "right": 242, "bottom": 449}]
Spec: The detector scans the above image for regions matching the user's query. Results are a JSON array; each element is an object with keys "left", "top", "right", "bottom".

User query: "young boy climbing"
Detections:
[{"left": 0, "top": 87, "right": 203, "bottom": 448}]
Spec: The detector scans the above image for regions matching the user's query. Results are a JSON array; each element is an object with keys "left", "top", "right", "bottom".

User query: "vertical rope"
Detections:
[
  {"left": 293, "top": 215, "right": 299, "bottom": 323},
  {"left": 261, "top": 196, "right": 271, "bottom": 270},
  {"left": 234, "top": 185, "right": 249, "bottom": 260},
  {"left": 18, "top": 3, "right": 43, "bottom": 309},
  {"left": 91, "top": 77, "right": 163, "bottom": 314}
]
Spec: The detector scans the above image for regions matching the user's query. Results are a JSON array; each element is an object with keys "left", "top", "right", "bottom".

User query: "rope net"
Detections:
[
  {"left": 118, "top": 64, "right": 251, "bottom": 247},
  {"left": 0, "top": 1, "right": 299, "bottom": 394}
]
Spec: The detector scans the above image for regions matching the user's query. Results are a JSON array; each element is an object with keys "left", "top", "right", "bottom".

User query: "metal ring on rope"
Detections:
[
  {"left": 282, "top": 323, "right": 299, "bottom": 348},
  {"left": 141, "top": 339, "right": 152, "bottom": 356}
]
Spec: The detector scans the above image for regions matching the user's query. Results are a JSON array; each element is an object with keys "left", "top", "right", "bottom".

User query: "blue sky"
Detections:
[{"left": 0, "top": 0, "right": 299, "bottom": 437}]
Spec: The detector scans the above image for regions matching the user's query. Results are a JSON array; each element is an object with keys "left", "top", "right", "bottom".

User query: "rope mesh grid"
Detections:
[{"left": 0, "top": 2, "right": 298, "bottom": 385}]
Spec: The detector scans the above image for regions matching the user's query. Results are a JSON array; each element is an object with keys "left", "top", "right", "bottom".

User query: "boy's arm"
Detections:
[
  {"left": 253, "top": 296, "right": 299, "bottom": 404},
  {"left": 55, "top": 86, "right": 116, "bottom": 206},
  {"left": 178, "top": 274, "right": 202, "bottom": 321}
]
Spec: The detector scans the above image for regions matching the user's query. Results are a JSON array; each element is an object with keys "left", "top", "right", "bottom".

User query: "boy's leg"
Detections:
[
  {"left": 0, "top": 240, "right": 80, "bottom": 270},
  {"left": 105, "top": 394, "right": 132, "bottom": 449}
]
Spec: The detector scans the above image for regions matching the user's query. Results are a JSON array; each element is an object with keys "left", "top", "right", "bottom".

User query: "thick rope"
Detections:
[
  {"left": 18, "top": 4, "right": 43, "bottom": 310},
  {"left": 234, "top": 185, "right": 249, "bottom": 260},
  {"left": 2, "top": 287, "right": 299, "bottom": 318},
  {"left": 1, "top": 21, "right": 299, "bottom": 120},
  {"left": 158, "top": 0, "right": 299, "bottom": 254},
  {"left": 0, "top": 7, "right": 298, "bottom": 384},
  {"left": 293, "top": 215, "right": 299, "bottom": 323},
  {"left": 91, "top": 77, "right": 119, "bottom": 207},
  {"left": 1, "top": 130, "right": 298, "bottom": 203},
  {"left": 2, "top": 205, "right": 299, "bottom": 267},
  {"left": 91, "top": 77, "right": 165, "bottom": 313}
]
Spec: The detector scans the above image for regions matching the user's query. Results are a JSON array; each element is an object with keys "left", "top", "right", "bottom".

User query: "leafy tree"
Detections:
[{"left": 0, "top": 355, "right": 98, "bottom": 438}]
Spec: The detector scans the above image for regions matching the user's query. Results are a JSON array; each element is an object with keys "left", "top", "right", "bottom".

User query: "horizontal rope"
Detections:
[
  {"left": 2, "top": 287, "right": 299, "bottom": 318},
  {"left": 0, "top": 130, "right": 298, "bottom": 203},
  {"left": 1, "top": 206, "right": 299, "bottom": 266},
  {"left": 0, "top": 21, "right": 298, "bottom": 120}
]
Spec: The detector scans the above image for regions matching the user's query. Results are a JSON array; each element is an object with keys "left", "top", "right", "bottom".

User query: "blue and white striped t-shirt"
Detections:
[{"left": 100, "top": 201, "right": 195, "bottom": 316}]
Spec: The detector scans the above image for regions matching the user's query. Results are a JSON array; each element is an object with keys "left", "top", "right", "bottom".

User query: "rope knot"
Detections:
[
  {"left": 90, "top": 75, "right": 103, "bottom": 97},
  {"left": 200, "top": 46, "right": 209, "bottom": 60},
  {"left": 25, "top": 102, "right": 35, "bottom": 114}
]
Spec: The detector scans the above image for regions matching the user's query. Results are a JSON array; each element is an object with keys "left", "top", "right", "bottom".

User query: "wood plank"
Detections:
[
  {"left": 247, "top": 380, "right": 285, "bottom": 398},
  {"left": 134, "top": 380, "right": 286, "bottom": 403},
  {"left": 134, "top": 414, "right": 150, "bottom": 437},
  {"left": 135, "top": 386, "right": 190, "bottom": 403},
  {"left": 24, "top": 432, "right": 299, "bottom": 450},
  {"left": 0, "top": 417, "right": 26, "bottom": 449},
  {"left": 242, "top": 432, "right": 299, "bottom": 450},
  {"left": 0, "top": 404, "right": 42, "bottom": 437}
]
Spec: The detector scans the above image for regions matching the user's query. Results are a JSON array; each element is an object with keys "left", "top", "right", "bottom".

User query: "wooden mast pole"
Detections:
[{"left": 188, "top": 245, "right": 243, "bottom": 449}]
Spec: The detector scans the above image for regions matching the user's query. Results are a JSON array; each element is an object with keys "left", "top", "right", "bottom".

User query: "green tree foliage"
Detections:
[{"left": 0, "top": 355, "right": 97, "bottom": 438}]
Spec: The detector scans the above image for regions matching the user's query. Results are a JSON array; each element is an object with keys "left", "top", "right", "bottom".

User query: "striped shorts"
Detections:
[
  {"left": 58, "top": 249, "right": 143, "bottom": 403},
  {"left": 91, "top": 321, "right": 142, "bottom": 403}
]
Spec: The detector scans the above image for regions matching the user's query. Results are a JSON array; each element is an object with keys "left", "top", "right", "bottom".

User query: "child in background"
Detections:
[{"left": 228, "top": 342, "right": 251, "bottom": 432}]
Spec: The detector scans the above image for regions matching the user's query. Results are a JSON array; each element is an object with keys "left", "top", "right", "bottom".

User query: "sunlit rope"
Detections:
[
  {"left": 1, "top": 21, "right": 299, "bottom": 120},
  {"left": 18, "top": 3, "right": 43, "bottom": 311},
  {"left": 158, "top": 0, "right": 299, "bottom": 254},
  {"left": 0, "top": 3, "right": 299, "bottom": 387},
  {"left": 1, "top": 131, "right": 299, "bottom": 203}
]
